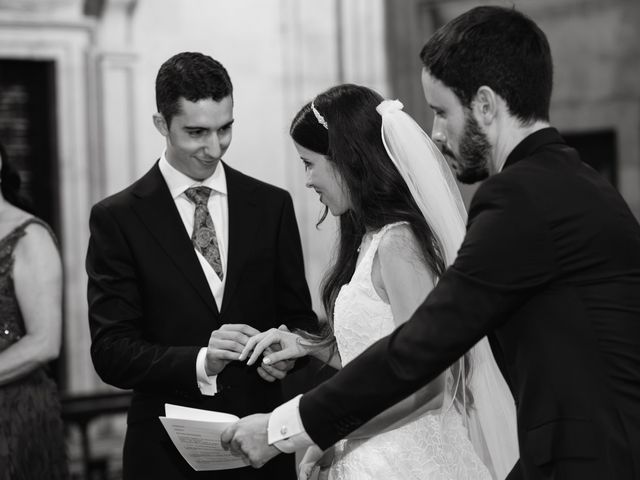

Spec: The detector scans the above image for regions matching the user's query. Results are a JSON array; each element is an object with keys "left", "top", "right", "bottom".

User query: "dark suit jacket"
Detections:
[
  {"left": 299, "top": 129, "right": 640, "bottom": 479},
  {"left": 87, "top": 162, "right": 316, "bottom": 479}
]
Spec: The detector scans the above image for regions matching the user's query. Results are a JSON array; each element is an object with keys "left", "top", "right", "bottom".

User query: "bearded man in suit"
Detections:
[
  {"left": 222, "top": 7, "right": 640, "bottom": 479},
  {"left": 87, "top": 52, "right": 317, "bottom": 479}
]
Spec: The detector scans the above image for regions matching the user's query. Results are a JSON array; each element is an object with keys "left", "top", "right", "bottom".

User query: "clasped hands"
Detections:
[{"left": 204, "top": 324, "right": 296, "bottom": 381}]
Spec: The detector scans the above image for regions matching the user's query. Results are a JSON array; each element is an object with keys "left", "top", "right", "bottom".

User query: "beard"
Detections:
[{"left": 452, "top": 111, "right": 492, "bottom": 184}]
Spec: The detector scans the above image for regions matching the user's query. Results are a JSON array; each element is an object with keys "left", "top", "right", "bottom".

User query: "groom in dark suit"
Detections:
[
  {"left": 87, "top": 52, "right": 317, "bottom": 479},
  {"left": 223, "top": 7, "right": 640, "bottom": 479}
]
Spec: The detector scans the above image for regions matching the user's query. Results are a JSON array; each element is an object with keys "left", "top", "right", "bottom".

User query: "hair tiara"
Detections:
[{"left": 311, "top": 101, "right": 328, "bottom": 130}]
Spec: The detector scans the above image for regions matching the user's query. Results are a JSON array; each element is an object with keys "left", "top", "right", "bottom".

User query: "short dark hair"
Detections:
[
  {"left": 420, "top": 6, "right": 553, "bottom": 123},
  {"left": 155, "top": 52, "right": 233, "bottom": 126}
]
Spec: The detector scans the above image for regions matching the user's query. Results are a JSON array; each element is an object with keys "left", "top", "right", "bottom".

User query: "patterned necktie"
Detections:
[{"left": 184, "top": 186, "right": 224, "bottom": 280}]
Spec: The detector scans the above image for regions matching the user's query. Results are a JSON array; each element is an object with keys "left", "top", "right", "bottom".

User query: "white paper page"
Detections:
[
  {"left": 165, "top": 403, "right": 239, "bottom": 423},
  {"left": 160, "top": 404, "right": 247, "bottom": 471}
]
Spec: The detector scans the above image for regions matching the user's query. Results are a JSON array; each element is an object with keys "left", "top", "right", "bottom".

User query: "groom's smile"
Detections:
[{"left": 156, "top": 95, "right": 235, "bottom": 181}]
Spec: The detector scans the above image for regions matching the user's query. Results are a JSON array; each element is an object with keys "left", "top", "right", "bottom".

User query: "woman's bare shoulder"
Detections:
[
  {"left": 14, "top": 219, "right": 59, "bottom": 266},
  {"left": 378, "top": 223, "right": 422, "bottom": 261}
]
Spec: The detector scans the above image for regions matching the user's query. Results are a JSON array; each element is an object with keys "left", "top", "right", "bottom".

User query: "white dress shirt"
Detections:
[
  {"left": 268, "top": 395, "right": 315, "bottom": 452},
  {"left": 158, "top": 152, "right": 228, "bottom": 396}
]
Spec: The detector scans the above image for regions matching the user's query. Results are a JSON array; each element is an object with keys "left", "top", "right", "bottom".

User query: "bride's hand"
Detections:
[
  {"left": 239, "top": 325, "right": 309, "bottom": 366},
  {"left": 298, "top": 446, "right": 321, "bottom": 480},
  {"left": 298, "top": 446, "right": 333, "bottom": 480}
]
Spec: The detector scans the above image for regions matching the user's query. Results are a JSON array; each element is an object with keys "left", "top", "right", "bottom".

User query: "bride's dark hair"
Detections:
[{"left": 290, "top": 84, "right": 445, "bottom": 333}]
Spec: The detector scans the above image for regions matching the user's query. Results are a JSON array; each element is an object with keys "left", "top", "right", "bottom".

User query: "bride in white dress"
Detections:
[{"left": 240, "top": 84, "right": 517, "bottom": 480}]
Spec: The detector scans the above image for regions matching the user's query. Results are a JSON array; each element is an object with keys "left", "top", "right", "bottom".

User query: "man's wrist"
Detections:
[
  {"left": 267, "top": 394, "right": 315, "bottom": 453},
  {"left": 196, "top": 347, "right": 218, "bottom": 396}
]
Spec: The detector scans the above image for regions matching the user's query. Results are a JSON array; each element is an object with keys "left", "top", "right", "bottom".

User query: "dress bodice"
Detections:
[
  {"left": 333, "top": 223, "right": 401, "bottom": 366},
  {"left": 329, "top": 222, "right": 493, "bottom": 480},
  {"left": 0, "top": 218, "right": 40, "bottom": 351},
  {"left": 0, "top": 217, "right": 57, "bottom": 351}
]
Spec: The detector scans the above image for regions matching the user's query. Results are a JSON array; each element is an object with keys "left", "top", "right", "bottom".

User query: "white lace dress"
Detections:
[{"left": 329, "top": 223, "right": 492, "bottom": 480}]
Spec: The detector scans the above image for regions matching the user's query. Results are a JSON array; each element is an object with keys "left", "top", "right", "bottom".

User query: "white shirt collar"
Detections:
[{"left": 159, "top": 150, "right": 228, "bottom": 200}]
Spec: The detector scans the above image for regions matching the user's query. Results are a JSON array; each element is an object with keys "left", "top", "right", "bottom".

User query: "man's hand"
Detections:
[
  {"left": 220, "top": 413, "right": 281, "bottom": 468},
  {"left": 205, "top": 324, "right": 260, "bottom": 376}
]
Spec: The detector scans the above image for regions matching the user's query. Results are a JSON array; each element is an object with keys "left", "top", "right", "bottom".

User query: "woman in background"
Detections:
[{"left": 0, "top": 140, "right": 67, "bottom": 479}]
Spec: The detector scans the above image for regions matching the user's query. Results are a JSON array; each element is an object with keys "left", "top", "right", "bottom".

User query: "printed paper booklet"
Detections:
[{"left": 160, "top": 403, "right": 248, "bottom": 471}]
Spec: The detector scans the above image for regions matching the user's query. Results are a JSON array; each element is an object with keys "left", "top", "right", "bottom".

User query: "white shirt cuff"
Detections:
[
  {"left": 196, "top": 347, "right": 218, "bottom": 396},
  {"left": 268, "top": 394, "right": 315, "bottom": 453}
]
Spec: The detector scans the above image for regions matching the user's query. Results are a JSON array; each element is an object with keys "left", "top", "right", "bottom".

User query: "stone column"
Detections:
[
  {"left": 87, "top": 0, "right": 139, "bottom": 201},
  {"left": 339, "top": 0, "right": 389, "bottom": 94}
]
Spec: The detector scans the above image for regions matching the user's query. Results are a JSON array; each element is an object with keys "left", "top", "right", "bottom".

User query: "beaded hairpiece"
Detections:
[{"left": 311, "top": 101, "right": 328, "bottom": 130}]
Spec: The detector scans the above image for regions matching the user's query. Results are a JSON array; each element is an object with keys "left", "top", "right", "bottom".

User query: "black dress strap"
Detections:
[
  {"left": 0, "top": 217, "right": 57, "bottom": 245},
  {"left": 0, "top": 217, "right": 59, "bottom": 265}
]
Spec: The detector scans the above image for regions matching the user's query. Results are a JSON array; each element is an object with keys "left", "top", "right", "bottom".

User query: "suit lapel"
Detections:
[
  {"left": 131, "top": 164, "right": 220, "bottom": 318},
  {"left": 221, "top": 164, "right": 260, "bottom": 316}
]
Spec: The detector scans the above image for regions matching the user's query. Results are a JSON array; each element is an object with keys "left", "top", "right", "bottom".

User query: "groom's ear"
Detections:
[
  {"left": 153, "top": 113, "right": 169, "bottom": 137},
  {"left": 472, "top": 86, "right": 498, "bottom": 126}
]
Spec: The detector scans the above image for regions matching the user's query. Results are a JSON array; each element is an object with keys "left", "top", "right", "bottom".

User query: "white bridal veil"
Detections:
[{"left": 376, "top": 99, "right": 519, "bottom": 479}]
